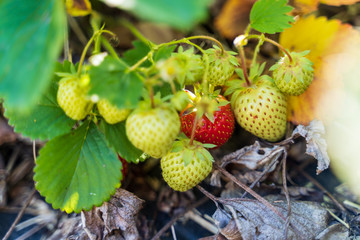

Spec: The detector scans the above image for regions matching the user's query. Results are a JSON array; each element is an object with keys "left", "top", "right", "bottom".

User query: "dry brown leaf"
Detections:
[
  {"left": 292, "top": 120, "right": 330, "bottom": 174},
  {"left": 211, "top": 141, "right": 284, "bottom": 187},
  {"left": 213, "top": 194, "right": 329, "bottom": 239},
  {"left": 214, "top": 0, "right": 256, "bottom": 39},
  {"left": 81, "top": 188, "right": 144, "bottom": 240}
]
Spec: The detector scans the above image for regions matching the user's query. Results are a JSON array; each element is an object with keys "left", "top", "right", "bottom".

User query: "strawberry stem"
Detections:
[
  {"left": 148, "top": 85, "right": 155, "bottom": 108},
  {"left": 189, "top": 115, "right": 200, "bottom": 145},
  {"left": 186, "top": 35, "right": 225, "bottom": 54},
  {"left": 77, "top": 29, "right": 117, "bottom": 77},
  {"left": 246, "top": 35, "right": 293, "bottom": 63},
  {"left": 237, "top": 45, "right": 251, "bottom": 86}
]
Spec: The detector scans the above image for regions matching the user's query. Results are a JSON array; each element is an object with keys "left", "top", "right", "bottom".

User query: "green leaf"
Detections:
[
  {"left": 0, "top": 0, "right": 66, "bottom": 113},
  {"left": 250, "top": 0, "right": 294, "bottom": 34},
  {"left": 122, "top": 40, "right": 176, "bottom": 67},
  {"left": 4, "top": 75, "right": 76, "bottom": 141},
  {"left": 100, "top": 121, "right": 143, "bottom": 163},
  {"left": 89, "top": 56, "right": 143, "bottom": 109},
  {"left": 34, "top": 121, "right": 122, "bottom": 213},
  {"left": 123, "top": 40, "right": 151, "bottom": 67},
  {"left": 101, "top": 0, "right": 212, "bottom": 30}
]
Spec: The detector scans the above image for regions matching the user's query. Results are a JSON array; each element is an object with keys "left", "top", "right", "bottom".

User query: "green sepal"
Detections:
[
  {"left": 183, "top": 149, "right": 194, "bottom": 166},
  {"left": 202, "top": 143, "right": 217, "bottom": 148}
]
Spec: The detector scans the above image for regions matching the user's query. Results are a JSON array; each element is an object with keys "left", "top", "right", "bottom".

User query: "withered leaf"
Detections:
[
  {"left": 211, "top": 141, "right": 284, "bottom": 187},
  {"left": 292, "top": 120, "right": 330, "bottom": 174},
  {"left": 213, "top": 194, "right": 329, "bottom": 240},
  {"left": 81, "top": 188, "right": 144, "bottom": 240}
]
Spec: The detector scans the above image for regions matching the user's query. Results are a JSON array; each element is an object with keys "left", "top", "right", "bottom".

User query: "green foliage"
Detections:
[
  {"left": 89, "top": 56, "right": 143, "bottom": 109},
  {"left": 100, "top": 0, "right": 212, "bottom": 30},
  {"left": 0, "top": 0, "right": 66, "bottom": 113},
  {"left": 34, "top": 121, "right": 122, "bottom": 213},
  {"left": 123, "top": 40, "right": 176, "bottom": 67},
  {"left": 100, "top": 121, "right": 143, "bottom": 163},
  {"left": 250, "top": 0, "right": 294, "bottom": 34},
  {"left": 4, "top": 61, "right": 77, "bottom": 140}
]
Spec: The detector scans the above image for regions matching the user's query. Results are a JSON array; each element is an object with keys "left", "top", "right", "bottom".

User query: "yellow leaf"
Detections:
[
  {"left": 214, "top": 0, "right": 256, "bottom": 39},
  {"left": 66, "top": 0, "right": 92, "bottom": 17},
  {"left": 293, "top": 0, "right": 319, "bottom": 15},
  {"left": 279, "top": 15, "right": 360, "bottom": 125},
  {"left": 320, "top": 0, "right": 360, "bottom": 6}
]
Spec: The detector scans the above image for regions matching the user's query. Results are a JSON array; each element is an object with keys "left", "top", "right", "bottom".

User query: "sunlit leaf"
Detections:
[
  {"left": 250, "top": 0, "right": 294, "bottom": 34},
  {"left": 34, "top": 121, "right": 122, "bottom": 213}
]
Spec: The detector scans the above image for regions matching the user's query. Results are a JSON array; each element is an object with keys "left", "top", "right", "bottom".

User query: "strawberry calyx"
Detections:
[{"left": 170, "top": 139, "right": 214, "bottom": 166}]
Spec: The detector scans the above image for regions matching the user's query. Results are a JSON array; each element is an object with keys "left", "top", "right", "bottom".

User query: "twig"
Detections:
[
  {"left": 171, "top": 225, "right": 177, "bottom": 240},
  {"left": 241, "top": 152, "right": 282, "bottom": 198},
  {"left": 214, "top": 164, "right": 305, "bottom": 239},
  {"left": 214, "top": 164, "right": 286, "bottom": 221},
  {"left": 2, "top": 188, "right": 36, "bottom": 240},
  {"left": 282, "top": 152, "right": 291, "bottom": 239},
  {"left": 185, "top": 211, "right": 218, "bottom": 234},
  {"left": 151, "top": 195, "right": 210, "bottom": 240},
  {"left": 298, "top": 168, "right": 346, "bottom": 212}
]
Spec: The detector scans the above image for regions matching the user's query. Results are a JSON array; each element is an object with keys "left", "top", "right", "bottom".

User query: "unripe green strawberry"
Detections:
[
  {"left": 270, "top": 51, "right": 314, "bottom": 96},
  {"left": 57, "top": 77, "right": 93, "bottom": 120},
  {"left": 205, "top": 46, "right": 238, "bottom": 86},
  {"left": 232, "top": 79, "right": 287, "bottom": 142},
  {"left": 97, "top": 99, "right": 131, "bottom": 124},
  {"left": 159, "top": 47, "right": 204, "bottom": 85},
  {"left": 126, "top": 103, "right": 180, "bottom": 158},
  {"left": 161, "top": 140, "right": 213, "bottom": 192}
]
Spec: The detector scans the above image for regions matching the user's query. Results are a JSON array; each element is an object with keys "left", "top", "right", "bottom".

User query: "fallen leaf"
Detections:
[
  {"left": 214, "top": 0, "right": 256, "bottom": 39},
  {"left": 279, "top": 15, "right": 360, "bottom": 125},
  {"left": 292, "top": 120, "right": 330, "bottom": 174},
  {"left": 211, "top": 141, "right": 284, "bottom": 187},
  {"left": 81, "top": 188, "right": 144, "bottom": 240},
  {"left": 315, "top": 223, "right": 349, "bottom": 240},
  {"left": 213, "top": 194, "right": 329, "bottom": 239},
  {"left": 65, "top": 0, "right": 92, "bottom": 17}
]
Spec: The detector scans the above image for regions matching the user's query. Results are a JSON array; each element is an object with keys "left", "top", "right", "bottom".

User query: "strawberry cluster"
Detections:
[{"left": 55, "top": 35, "right": 314, "bottom": 192}]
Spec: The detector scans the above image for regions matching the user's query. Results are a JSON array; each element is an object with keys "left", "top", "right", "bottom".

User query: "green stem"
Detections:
[
  {"left": 120, "top": 19, "right": 155, "bottom": 48},
  {"left": 246, "top": 35, "right": 293, "bottom": 62},
  {"left": 100, "top": 37, "right": 122, "bottom": 63},
  {"left": 77, "top": 34, "right": 97, "bottom": 77},
  {"left": 77, "top": 30, "right": 118, "bottom": 77},
  {"left": 189, "top": 115, "right": 200, "bottom": 146},
  {"left": 244, "top": 24, "right": 252, "bottom": 36},
  {"left": 238, "top": 45, "right": 251, "bottom": 86},
  {"left": 129, "top": 52, "right": 152, "bottom": 71},
  {"left": 251, "top": 36, "right": 264, "bottom": 68},
  {"left": 186, "top": 35, "right": 225, "bottom": 54}
]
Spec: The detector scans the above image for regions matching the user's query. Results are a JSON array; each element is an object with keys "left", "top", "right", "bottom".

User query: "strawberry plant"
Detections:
[{"left": 1, "top": 0, "right": 322, "bottom": 229}]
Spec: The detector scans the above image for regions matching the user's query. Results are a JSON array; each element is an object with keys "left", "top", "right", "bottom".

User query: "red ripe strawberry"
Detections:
[{"left": 180, "top": 95, "right": 235, "bottom": 148}]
